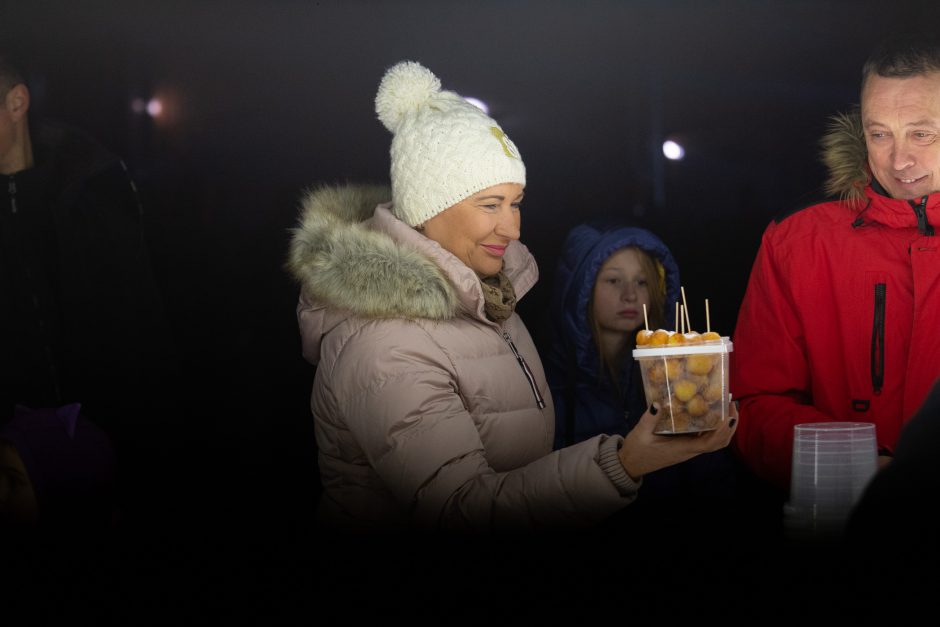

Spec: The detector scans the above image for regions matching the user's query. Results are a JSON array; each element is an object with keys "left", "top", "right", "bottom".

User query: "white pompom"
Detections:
[{"left": 375, "top": 61, "right": 441, "bottom": 132}]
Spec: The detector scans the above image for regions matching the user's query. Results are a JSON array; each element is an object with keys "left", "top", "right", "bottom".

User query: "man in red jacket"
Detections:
[{"left": 732, "top": 33, "right": 940, "bottom": 493}]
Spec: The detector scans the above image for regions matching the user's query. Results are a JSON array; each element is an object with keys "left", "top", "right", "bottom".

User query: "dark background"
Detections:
[{"left": 4, "top": 0, "right": 936, "bottom": 617}]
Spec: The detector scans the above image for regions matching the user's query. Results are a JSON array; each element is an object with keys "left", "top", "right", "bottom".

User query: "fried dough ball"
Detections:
[
  {"left": 649, "top": 330, "right": 670, "bottom": 346},
  {"left": 704, "top": 409, "right": 723, "bottom": 428},
  {"left": 666, "top": 332, "right": 685, "bottom": 345},
  {"left": 686, "top": 354, "right": 716, "bottom": 376},
  {"left": 687, "top": 373, "right": 710, "bottom": 387},
  {"left": 636, "top": 329, "right": 654, "bottom": 346},
  {"left": 687, "top": 394, "right": 708, "bottom": 417},
  {"left": 707, "top": 365, "right": 724, "bottom": 387},
  {"left": 690, "top": 413, "right": 709, "bottom": 430},
  {"left": 701, "top": 331, "right": 721, "bottom": 343},
  {"left": 666, "top": 411, "right": 692, "bottom": 433},
  {"left": 683, "top": 332, "right": 703, "bottom": 345},
  {"left": 665, "top": 358, "right": 684, "bottom": 382},
  {"left": 653, "top": 415, "right": 674, "bottom": 433},
  {"left": 673, "top": 379, "right": 698, "bottom": 403},
  {"left": 704, "top": 380, "right": 724, "bottom": 403},
  {"left": 647, "top": 362, "right": 666, "bottom": 385}
]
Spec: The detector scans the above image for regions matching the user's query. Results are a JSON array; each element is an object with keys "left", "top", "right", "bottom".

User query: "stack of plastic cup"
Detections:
[{"left": 784, "top": 422, "right": 878, "bottom": 538}]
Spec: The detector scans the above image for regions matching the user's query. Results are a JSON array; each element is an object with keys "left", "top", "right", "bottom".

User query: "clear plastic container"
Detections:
[{"left": 632, "top": 337, "right": 733, "bottom": 434}]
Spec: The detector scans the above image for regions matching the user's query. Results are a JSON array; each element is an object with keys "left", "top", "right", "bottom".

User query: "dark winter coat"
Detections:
[
  {"left": 545, "top": 223, "right": 738, "bottom": 516},
  {"left": 0, "top": 121, "right": 177, "bottom": 499}
]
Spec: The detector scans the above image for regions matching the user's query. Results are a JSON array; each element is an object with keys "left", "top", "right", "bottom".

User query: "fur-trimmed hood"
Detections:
[
  {"left": 286, "top": 184, "right": 538, "bottom": 323},
  {"left": 820, "top": 108, "right": 869, "bottom": 203}
]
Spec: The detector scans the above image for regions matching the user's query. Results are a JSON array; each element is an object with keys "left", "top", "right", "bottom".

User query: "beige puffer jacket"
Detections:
[{"left": 287, "top": 185, "right": 638, "bottom": 530}]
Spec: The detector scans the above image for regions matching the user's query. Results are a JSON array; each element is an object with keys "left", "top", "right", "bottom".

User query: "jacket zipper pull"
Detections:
[
  {"left": 8, "top": 176, "right": 17, "bottom": 214},
  {"left": 910, "top": 196, "right": 933, "bottom": 236},
  {"left": 502, "top": 330, "right": 546, "bottom": 409}
]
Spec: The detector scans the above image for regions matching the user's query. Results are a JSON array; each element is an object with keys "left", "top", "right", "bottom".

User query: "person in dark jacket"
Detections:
[
  {"left": 0, "top": 52, "right": 179, "bottom": 519},
  {"left": 841, "top": 377, "right": 940, "bottom": 613},
  {"left": 0, "top": 403, "right": 116, "bottom": 529},
  {"left": 544, "top": 223, "right": 739, "bottom": 520}
]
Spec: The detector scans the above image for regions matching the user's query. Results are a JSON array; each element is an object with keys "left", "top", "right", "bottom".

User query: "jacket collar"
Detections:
[
  {"left": 287, "top": 184, "right": 538, "bottom": 322},
  {"left": 822, "top": 108, "right": 940, "bottom": 232},
  {"left": 861, "top": 185, "right": 940, "bottom": 232}
]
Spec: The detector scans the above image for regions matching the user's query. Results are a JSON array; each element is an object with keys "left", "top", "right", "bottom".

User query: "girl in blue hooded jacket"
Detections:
[{"left": 544, "top": 223, "right": 737, "bottom": 517}]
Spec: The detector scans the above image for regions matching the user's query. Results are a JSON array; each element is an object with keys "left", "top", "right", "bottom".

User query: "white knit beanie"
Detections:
[{"left": 375, "top": 61, "right": 526, "bottom": 227}]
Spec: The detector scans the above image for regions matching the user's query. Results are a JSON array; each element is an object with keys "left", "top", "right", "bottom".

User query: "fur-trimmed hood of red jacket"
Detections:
[{"left": 820, "top": 108, "right": 869, "bottom": 203}]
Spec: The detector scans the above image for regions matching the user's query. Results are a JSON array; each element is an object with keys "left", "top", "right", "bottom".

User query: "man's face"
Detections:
[
  {"left": 0, "top": 88, "right": 17, "bottom": 173},
  {"left": 862, "top": 71, "right": 940, "bottom": 200}
]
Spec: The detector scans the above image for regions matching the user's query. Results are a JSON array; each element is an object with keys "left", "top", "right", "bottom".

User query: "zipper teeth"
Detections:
[
  {"left": 912, "top": 196, "right": 934, "bottom": 236},
  {"left": 502, "top": 331, "right": 546, "bottom": 409},
  {"left": 871, "top": 283, "right": 886, "bottom": 393}
]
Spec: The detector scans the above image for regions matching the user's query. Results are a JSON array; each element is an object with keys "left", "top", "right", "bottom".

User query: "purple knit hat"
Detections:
[{"left": 0, "top": 403, "right": 116, "bottom": 527}]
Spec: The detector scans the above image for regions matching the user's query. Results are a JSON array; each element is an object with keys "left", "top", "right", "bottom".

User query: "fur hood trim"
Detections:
[
  {"left": 820, "top": 108, "right": 869, "bottom": 203},
  {"left": 287, "top": 185, "right": 459, "bottom": 320}
]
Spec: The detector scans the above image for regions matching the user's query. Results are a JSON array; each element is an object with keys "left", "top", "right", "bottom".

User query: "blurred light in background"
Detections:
[
  {"left": 464, "top": 97, "right": 489, "bottom": 114},
  {"left": 131, "top": 97, "right": 165, "bottom": 118},
  {"left": 146, "top": 98, "right": 163, "bottom": 117},
  {"left": 663, "top": 139, "right": 685, "bottom": 161}
]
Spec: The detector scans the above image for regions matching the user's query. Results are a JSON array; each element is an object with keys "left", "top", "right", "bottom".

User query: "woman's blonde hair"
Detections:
[{"left": 588, "top": 246, "right": 666, "bottom": 386}]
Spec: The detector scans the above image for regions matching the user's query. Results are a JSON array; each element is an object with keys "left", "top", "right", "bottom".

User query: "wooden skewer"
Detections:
[
  {"left": 643, "top": 303, "right": 649, "bottom": 331},
  {"left": 675, "top": 302, "right": 679, "bottom": 332},
  {"left": 706, "top": 298, "right": 711, "bottom": 334},
  {"left": 681, "top": 286, "right": 692, "bottom": 332}
]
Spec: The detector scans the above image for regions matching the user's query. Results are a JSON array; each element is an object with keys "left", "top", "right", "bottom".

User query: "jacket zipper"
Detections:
[
  {"left": 8, "top": 175, "right": 17, "bottom": 214},
  {"left": 502, "top": 330, "right": 546, "bottom": 409},
  {"left": 910, "top": 196, "right": 934, "bottom": 236},
  {"left": 870, "top": 283, "right": 886, "bottom": 395}
]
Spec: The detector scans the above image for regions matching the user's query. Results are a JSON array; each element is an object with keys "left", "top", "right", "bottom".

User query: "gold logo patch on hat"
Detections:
[{"left": 490, "top": 127, "right": 521, "bottom": 160}]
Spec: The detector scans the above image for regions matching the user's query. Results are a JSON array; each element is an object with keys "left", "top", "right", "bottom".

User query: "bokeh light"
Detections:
[{"left": 663, "top": 140, "right": 685, "bottom": 161}]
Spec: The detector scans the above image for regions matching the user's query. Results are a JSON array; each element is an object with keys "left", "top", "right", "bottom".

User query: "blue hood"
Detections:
[{"left": 549, "top": 223, "right": 681, "bottom": 378}]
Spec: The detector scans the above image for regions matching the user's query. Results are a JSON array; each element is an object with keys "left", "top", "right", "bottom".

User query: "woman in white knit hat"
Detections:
[{"left": 287, "top": 61, "right": 737, "bottom": 529}]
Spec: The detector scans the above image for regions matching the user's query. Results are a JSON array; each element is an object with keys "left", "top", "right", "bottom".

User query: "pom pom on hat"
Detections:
[
  {"left": 375, "top": 60, "right": 526, "bottom": 227},
  {"left": 375, "top": 61, "right": 442, "bottom": 133}
]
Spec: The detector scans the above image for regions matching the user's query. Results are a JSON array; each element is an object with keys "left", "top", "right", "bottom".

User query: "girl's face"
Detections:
[{"left": 592, "top": 247, "right": 651, "bottom": 335}]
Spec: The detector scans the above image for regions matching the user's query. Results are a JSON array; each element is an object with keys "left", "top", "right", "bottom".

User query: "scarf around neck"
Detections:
[{"left": 480, "top": 271, "right": 517, "bottom": 322}]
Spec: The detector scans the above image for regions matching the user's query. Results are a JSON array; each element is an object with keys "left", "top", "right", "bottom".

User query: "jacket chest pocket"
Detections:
[{"left": 849, "top": 272, "right": 888, "bottom": 415}]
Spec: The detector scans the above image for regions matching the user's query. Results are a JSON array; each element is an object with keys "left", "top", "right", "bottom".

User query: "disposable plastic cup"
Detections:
[
  {"left": 785, "top": 422, "right": 878, "bottom": 536},
  {"left": 633, "top": 337, "right": 732, "bottom": 435}
]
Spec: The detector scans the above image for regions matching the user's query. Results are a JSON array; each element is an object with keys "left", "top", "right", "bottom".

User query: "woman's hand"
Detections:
[{"left": 618, "top": 401, "right": 738, "bottom": 481}]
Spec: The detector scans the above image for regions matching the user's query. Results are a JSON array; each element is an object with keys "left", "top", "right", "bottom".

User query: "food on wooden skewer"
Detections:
[
  {"left": 636, "top": 329, "right": 654, "bottom": 346},
  {"left": 649, "top": 329, "right": 670, "bottom": 346},
  {"left": 632, "top": 293, "right": 733, "bottom": 434}
]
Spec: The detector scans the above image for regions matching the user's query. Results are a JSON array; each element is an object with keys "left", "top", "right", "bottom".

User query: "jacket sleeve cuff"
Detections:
[{"left": 598, "top": 435, "right": 640, "bottom": 497}]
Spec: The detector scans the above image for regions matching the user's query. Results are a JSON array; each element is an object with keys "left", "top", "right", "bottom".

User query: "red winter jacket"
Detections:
[{"left": 732, "top": 111, "right": 940, "bottom": 492}]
